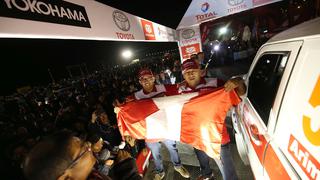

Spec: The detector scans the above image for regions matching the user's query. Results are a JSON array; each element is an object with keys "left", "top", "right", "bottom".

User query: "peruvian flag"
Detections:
[{"left": 117, "top": 88, "right": 240, "bottom": 158}]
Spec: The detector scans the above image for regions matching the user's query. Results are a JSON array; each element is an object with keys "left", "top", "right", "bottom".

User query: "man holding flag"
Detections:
[
  {"left": 116, "top": 61, "right": 245, "bottom": 180},
  {"left": 125, "top": 68, "right": 190, "bottom": 180},
  {"left": 178, "top": 58, "right": 245, "bottom": 180}
]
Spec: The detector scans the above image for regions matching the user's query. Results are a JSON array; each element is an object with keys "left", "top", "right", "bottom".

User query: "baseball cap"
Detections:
[
  {"left": 182, "top": 59, "right": 199, "bottom": 73},
  {"left": 138, "top": 68, "right": 153, "bottom": 79}
]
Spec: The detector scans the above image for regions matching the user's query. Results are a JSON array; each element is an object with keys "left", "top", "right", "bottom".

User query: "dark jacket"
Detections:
[
  {"left": 88, "top": 122, "right": 121, "bottom": 147},
  {"left": 112, "top": 158, "right": 142, "bottom": 180}
]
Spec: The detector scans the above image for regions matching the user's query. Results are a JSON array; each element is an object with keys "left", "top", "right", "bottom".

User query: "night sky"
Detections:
[
  {"left": 0, "top": 38, "right": 178, "bottom": 95},
  {"left": 96, "top": 0, "right": 192, "bottom": 29},
  {"left": 0, "top": 0, "right": 191, "bottom": 95}
]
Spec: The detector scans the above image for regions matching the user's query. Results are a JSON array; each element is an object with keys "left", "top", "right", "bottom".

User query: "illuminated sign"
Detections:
[{"left": 0, "top": 0, "right": 91, "bottom": 28}]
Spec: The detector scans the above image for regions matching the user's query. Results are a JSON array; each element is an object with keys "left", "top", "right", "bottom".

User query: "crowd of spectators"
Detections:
[{"left": 0, "top": 52, "right": 182, "bottom": 179}]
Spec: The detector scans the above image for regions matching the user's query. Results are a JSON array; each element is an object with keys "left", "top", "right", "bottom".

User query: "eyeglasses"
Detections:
[
  {"left": 67, "top": 141, "right": 92, "bottom": 169},
  {"left": 58, "top": 141, "right": 93, "bottom": 178}
]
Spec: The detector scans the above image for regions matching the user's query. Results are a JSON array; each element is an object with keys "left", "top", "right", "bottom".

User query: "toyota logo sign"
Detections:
[
  {"left": 182, "top": 29, "right": 195, "bottom": 39},
  {"left": 113, "top": 10, "right": 130, "bottom": 31},
  {"left": 228, "top": 0, "right": 244, "bottom": 6}
]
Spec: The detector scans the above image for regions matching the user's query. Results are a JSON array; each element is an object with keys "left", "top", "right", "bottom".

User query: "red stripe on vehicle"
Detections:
[{"left": 242, "top": 117, "right": 291, "bottom": 179}]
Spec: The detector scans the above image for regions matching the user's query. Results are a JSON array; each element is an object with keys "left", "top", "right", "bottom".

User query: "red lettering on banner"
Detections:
[
  {"left": 195, "top": 12, "right": 217, "bottom": 22},
  {"left": 227, "top": 4, "right": 247, "bottom": 13},
  {"left": 242, "top": 103, "right": 290, "bottom": 179},
  {"left": 288, "top": 135, "right": 320, "bottom": 179},
  {"left": 181, "top": 38, "right": 198, "bottom": 45},
  {"left": 116, "top": 32, "right": 135, "bottom": 40}
]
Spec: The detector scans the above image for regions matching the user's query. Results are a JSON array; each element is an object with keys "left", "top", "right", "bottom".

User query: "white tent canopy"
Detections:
[
  {"left": 176, "top": 0, "right": 283, "bottom": 60},
  {"left": 177, "top": 0, "right": 283, "bottom": 29}
]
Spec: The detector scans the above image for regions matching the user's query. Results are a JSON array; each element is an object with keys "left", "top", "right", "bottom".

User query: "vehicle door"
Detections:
[{"left": 239, "top": 41, "right": 302, "bottom": 179}]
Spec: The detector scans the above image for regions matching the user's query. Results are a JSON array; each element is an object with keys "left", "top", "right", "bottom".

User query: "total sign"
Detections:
[{"left": 195, "top": 2, "right": 218, "bottom": 23}]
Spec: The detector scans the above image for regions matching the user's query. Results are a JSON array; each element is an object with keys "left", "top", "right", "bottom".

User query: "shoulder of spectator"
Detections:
[
  {"left": 125, "top": 95, "right": 136, "bottom": 103},
  {"left": 112, "top": 158, "right": 142, "bottom": 180}
]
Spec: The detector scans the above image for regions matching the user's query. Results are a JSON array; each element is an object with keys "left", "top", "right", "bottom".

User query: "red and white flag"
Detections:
[{"left": 117, "top": 88, "right": 240, "bottom": 158}]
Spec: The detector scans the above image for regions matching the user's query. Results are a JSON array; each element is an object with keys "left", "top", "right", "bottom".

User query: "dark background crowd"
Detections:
[{"left": 0, "top": 52, "right": 182, "bottom": 179}]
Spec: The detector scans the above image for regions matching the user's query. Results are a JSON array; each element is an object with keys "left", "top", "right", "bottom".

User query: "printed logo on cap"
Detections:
[{"left": 113, "top": 10, "right": 130, "bottom": 31}]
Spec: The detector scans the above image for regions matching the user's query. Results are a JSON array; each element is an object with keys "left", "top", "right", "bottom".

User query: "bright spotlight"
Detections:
[
  {"left": 219, "top": 27, "right": 227, "bottom": 35},
  {"left": 213, "top": 45, "right": 220, "bottom": 51},
  {"left": 122, "top": 50, "right": 132, "bottom": 59}
]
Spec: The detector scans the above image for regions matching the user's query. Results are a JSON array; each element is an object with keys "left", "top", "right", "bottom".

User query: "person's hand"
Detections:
[
  {"left": 105, "top": 159, "right": 114, "bottom": 166},
  {"left": 118, "top": 141, "right": 126, "bottom": 149},
  {"left": 91, "top": 111, "right": 97, "bottom": 123},
  {"left": 200, "top": 69, "right": 207, "bottom": 77},
  {"left": 114, "top": 107, "right": 121, "bottom": 114},
  {"left": 177, "top": 80, "right": 186, "bottom": 88},
  {"left": 124, "top": 136, "right": 136, "bottom": 147},
  {"left": 224, "top": 77, "right": 243, "bottom": 92},
  {"left": 113, "top": 99, "right": 123, "bottom": 115},
  {"left": 142, "top": 148, "right": 149, "bottom": 156},
  {"left": 115, "top": 150, "right": 131, "bottom": 164},
  {"left": 113, "top": 99, "right": 123, "bottom": 107},
  {"left": 125, "top": 96, "right": 135, "bottom": 103}
]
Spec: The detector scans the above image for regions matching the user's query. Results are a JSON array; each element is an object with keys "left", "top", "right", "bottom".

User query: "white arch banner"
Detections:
[{"left": 0, "top": 0, "right": 177, "bottom": 42}]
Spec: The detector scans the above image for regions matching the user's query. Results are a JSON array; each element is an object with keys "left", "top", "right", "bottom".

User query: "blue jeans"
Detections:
[
  {"left": 146, "top": 140, "right": 182, "bottom": 173},
  {"left": 194, "top": 143, "right": 238, "bottom": 180}
]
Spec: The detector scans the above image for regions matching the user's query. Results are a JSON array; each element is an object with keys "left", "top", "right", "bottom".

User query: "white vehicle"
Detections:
[{"left": 232, "top": 18, "right": 320, "bottom": 179}]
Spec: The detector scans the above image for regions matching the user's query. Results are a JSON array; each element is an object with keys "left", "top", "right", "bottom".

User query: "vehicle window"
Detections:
[{"left": 248, "top": 53, "right": 289, "bottom": 125}]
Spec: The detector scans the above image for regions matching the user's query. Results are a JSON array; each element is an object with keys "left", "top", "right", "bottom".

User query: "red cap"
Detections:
[
  {"left": 182, "top": 59, "right": 199, "bottom": 73},
  {"left": 138, "top": 68, "right": 153, "bottom": 79}
]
